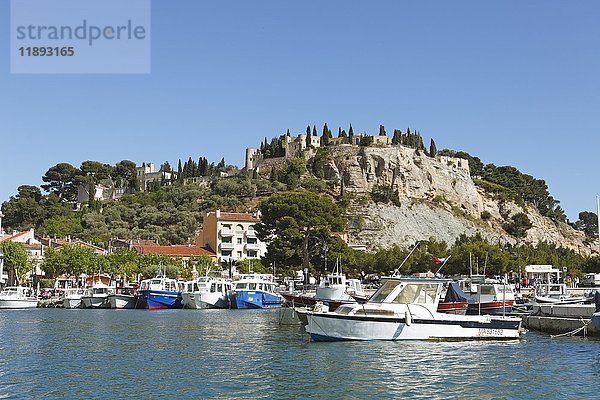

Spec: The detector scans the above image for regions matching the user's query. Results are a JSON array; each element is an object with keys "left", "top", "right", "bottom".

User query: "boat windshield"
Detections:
[
  {"left": 392, "top": 283, "right": 438, "bottom": 304},
  {"left": 235, "top": 282, "right": 248, "bottom": 290},
  {"left": 370, "top": 280, "right": 401, "bottom": 302}
]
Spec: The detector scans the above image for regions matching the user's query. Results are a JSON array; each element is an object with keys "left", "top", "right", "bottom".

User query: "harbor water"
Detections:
[{"left": 1, "top": 309, "right": 600, "bottom": 399}]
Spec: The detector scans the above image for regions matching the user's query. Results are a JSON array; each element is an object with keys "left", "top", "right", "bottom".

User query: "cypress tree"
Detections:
[
  {"left": 177, "top": 159, "right": 182, "bottom": 181},
  {"left": 312, "top": 125, "right": 317, "bottom": 136},
  {"left": 286, "top": 129, "right": 291, "bottom": 137},
  {"left": 338, "top": 127, "right": 343, "bottom": 137},
  {"left": 379, "top": 125, "right": 386, "bottom": 136},
  {"left": 392, "top": 129, "right": 402, "bottom": 145},
  {"left": 348, "top": 124, "right": 354, "bottom": 138},
  {"left": 429, "top": 138, "right": 437, "bottom": 157},
  {"left": 306, "top": 125, "right": 311, "bottom": 136}
]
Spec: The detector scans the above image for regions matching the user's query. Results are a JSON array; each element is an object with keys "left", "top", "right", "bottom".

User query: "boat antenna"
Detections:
[
  {"left": 469, "top": 252, "right": 472, "bottom": 277},
  {"left": 392, "top": 241, "right": 421, "bottom": 277},
  {"left": 483, "top": 253, "right": 488, "bottom": 276},
  {"left": 434, "top": 255, "right": 451, "bottom": 276}
]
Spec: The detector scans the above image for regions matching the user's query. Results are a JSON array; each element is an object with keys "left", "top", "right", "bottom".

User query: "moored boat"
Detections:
[
  {"left": 182, "top": 277, "right": 231, "bottom": 309},
  {"left": 229, "top": 274, "right": 282, "bottom": 309},
  {"left": 81, "top": 282, "right": 114, "bottom": 309},
  {"left": 61, "top": 287, "right": 86, "bottom": 309},
  {"left": 534, "top": 283, "right": 586, "bottom": 304},
  {"left": 301, "top": 276, "right": 522, "bottom": 341},
  {"left": 281, "top": 263, "right": 366, "bottom": 311},
  {"left": 466, "top": 282, "right": 514, "bottom": 315},
  {"left": 137, "top": 276, "right": 183, "bottom": 310},
  {"left": 0, "top": 286, "right": 38, "bottom": 309},
  {"left": 437, "top": 281, "right": 472, "bottom": 315},
  {"left": 108, "top": 286, "right": 138, "bottom": 309}
]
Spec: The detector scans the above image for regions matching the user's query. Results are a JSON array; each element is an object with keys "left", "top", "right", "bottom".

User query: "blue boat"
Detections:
[
  {"left": 137, "top": 276, "right": 184, "bottom": 310},
  {"left": 229, "top": 274, "right": 282, "bottom": 309}
]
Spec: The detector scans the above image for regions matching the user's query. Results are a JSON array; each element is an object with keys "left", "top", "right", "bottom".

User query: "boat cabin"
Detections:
[
  {"left": 140, "top": 277, "right": 180, "bottom": 292},
  {"left": 233, "top": 280, "right": 277, "bottom": 293},
  {"left": 473, "top": 283, "right": 515, "bottom": 303},
  {"left": 0, "top": 286, "right": 35, "bottom": 299}
]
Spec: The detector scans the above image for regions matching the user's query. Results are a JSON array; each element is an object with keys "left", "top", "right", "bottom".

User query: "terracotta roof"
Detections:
[
  {"left": 0, "top": 231, "right": 28, "bottom": 242},
  {"left": 218, "top": 212, "right": 259, "bottom": 222},
  {"left": 133, "top": 244, "right": 216, "bottom": 257}
]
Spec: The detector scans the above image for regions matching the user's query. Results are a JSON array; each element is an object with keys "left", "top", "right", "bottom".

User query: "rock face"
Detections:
[
  {"left": 323, "top": 146, "right": 482, "bottom": 217},
  {"left": 254, "top": 144, "right": 597, "bottom": 254}
]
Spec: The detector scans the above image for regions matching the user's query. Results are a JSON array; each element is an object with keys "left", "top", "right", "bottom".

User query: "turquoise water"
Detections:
[{"left": 1, "top": 309, "right": 600, "bottom": 399}]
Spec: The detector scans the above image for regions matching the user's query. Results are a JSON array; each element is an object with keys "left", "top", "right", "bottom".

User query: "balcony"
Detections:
[
  {"left": 220, "top": 230, "right": 234, "bottom": 237},
  {"left": 246, "top": 229, "right": 257, "bottom": 238},
  {"left": 220, "top": 241, "right": 235, "bottom": 250},
  {"left": 245, "top": 242, "right": 260, "bottom": 250}
]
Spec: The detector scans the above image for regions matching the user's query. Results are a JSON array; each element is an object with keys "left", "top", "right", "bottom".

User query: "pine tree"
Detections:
[{"left": 429, "top": 138, "right": 437, "bottom": 157}]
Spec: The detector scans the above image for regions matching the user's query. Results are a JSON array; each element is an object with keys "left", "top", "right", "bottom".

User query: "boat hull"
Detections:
[
  {"left": 591, "top": 312, "right": 600, "bottom": 330},
  {"left": 303, "top": 311, "right": 522, "bottom": 341},
  {"left": 108, "top": 294, "right": 137, "bottom": 309},
  {"left": 229, "top": 290, "right": 282, "bottom": 309},
  {"left": 137, "top": 290, "right": 182, "bottom": 310},
  {"left": 467, "top": 301, "right": 513, "bottom": 315},
  {"left": 63, "top": 298, "right": 82, "bottom": 309},
  {"left": 437, "top": 301, "right": 468, "bottom": 315},
  {"left": 280, "top": 292, "right": 352, "bottom": 311},
  {"left": 81, "top": 296, "right": 110, "bottom": 309},
  {"left": 182, "top": 292, "right": 229, "bottom": 309},
  {"left": 0, "top": 299, "right": 38, "bottom": 309}
]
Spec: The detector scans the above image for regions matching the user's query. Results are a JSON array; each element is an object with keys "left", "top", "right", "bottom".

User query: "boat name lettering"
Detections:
[{"left": 478, "top": 328, "right": 503, "bottom": 336}]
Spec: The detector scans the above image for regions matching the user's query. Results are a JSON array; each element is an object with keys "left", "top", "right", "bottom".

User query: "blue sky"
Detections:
[{"left": 0, "top": 1, "right": 598, "bottom": 221}]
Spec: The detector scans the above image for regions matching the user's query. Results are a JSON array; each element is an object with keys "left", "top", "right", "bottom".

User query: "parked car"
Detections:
[{"left": 582, "top": 273, "right": 600, "bottom": 287}]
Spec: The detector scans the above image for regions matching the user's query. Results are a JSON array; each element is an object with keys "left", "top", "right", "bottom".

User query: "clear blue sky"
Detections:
[{"left": 1, "top": 1, "right": 598, "bottom": 221}]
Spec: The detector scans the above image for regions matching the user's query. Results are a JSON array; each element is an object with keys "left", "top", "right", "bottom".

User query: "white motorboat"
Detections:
[
  {"left": 182, "top": 277, "right": 232, "bottom": 309},
  {"left": 534, "top": 283, "right": 586, "bottom": 304},
  {"left": 61, "top": 287, "right": 86, "bottom": 309},
  {"left": 81, "top": 282, "right": 115, "bottom": 309},
  {"left": 300, "top": 276, "right": 522, "bottom": 341},
  {"left": 108, "top": 287, "right": 137, "bottom": 309},
  {"left": 315, "top": 262, "right": 366, "bottom": 302},
  {"left": 0, "top": 286, "right": 38, "bottom": 309}
]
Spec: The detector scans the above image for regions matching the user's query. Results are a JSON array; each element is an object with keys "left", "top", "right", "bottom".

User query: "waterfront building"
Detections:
[{"left": 195, "top": 209, "right": 267, "bottom": 264}]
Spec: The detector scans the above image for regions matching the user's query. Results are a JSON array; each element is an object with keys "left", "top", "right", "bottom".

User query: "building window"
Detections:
[
  {"left": 235, "top": 224, "right": 244, "bottom": 234},
  {"left": 247, "top": 238, "right": 257, "bottom": 244},
  {"left": 222, "top": 250, "right": 232, "bottom": 257},
  {"left": 222, "top": 237, "right": 232, "bottom": 243},
  {"left": 237, "top": 251, "right": 242, "bottom": 258},
  {"left": 248, "top": 250, "right": 257, "bottom": 258},
  {"left": 237, "top": 238, "right": 243, "bottom": 245}
]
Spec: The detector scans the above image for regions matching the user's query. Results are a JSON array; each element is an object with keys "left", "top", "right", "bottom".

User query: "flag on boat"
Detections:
[{"left": 433, "top": 256, "right": 448, "bottom": 264}]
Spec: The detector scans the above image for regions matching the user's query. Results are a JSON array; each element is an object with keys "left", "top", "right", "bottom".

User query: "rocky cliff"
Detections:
[{"left": 256, "top": 144, "right": 597, "bottom": 254}]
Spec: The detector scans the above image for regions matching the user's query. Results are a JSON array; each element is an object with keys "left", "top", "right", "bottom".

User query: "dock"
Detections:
[{"left": 523, "top": 303, "right": 599, "bottom": 337}]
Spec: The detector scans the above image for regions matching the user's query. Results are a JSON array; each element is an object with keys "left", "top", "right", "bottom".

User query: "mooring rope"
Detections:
[{"left": 550, "top": 317, "right": 589, "bottom": 338}]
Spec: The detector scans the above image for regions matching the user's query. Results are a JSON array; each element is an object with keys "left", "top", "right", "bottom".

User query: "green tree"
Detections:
[
  {"left": 1, "top": 185, "right": 44, "bottom": 230},
  {"left": 112, "top": 160, "right": 138, "bottom": 190},
  {"left": 573, "top": 211, "right": 598, "bottom": 238},
  {"left": 41, "top": 163, "right": 81, "bottom": 202},
  {"left": 429, "top": 138, "right": 437, "bottom": 157},
  {"left": 255, "top": 192, "right": 346, "bottom": 274},
  {"left": 503, "top": 213, "right": 533, "bottom": 238},
  {"left": 0, "top": 241, "right": 31, "bottom": 285},
  {"left": 379, "top": 125, "right": 386, "bottom": 136},
  {"left": 40, "top": 215, "right": 83, "bottom": 238}
]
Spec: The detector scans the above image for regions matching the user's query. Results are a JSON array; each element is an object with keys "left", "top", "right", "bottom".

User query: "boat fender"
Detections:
[{"left": 405, "top": 310, "right": 412, "bottom": 326}]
